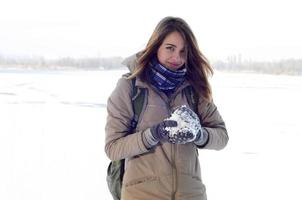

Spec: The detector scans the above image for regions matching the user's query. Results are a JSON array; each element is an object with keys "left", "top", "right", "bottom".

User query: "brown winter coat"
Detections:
[{"left": 105, "top": 55, "right": 229, "bottom": 200}]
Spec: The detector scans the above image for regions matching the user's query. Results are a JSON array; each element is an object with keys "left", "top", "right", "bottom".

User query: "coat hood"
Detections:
[{"left": 122, "top": 53, "right": 140, "bottom": 73}]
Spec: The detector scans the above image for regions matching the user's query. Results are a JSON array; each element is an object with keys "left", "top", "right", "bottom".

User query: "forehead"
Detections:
[{"left": 162, "top": 31, "right": 185, "bottom": 48}]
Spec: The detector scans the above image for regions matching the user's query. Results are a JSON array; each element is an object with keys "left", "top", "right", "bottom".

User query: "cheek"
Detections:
[
  {"left": 157, "top": 50, "right": 167, "bottom": 63},
  {"left": 178, "top": 58, "right": 186, "bottom": 67}
]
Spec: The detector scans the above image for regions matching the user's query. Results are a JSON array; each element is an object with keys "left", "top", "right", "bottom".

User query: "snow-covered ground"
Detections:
[{"left": 0, "top": 69, "right": 301, "bottom": 200}]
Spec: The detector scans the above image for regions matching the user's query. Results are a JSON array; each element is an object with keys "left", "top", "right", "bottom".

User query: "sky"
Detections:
[{"left": 0, "top": 0, "right": 301, "bottom": 61}]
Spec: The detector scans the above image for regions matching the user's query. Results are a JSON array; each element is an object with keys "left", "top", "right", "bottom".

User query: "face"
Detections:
[{"left": 157, "top": 31, "right": 186, "bottom": 71}]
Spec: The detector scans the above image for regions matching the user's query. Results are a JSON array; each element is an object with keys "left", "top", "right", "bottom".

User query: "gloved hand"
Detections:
[
  {"left": 170, "top": 128, "right": 209, "bottom": 145},
  {"left": 169, "top": 130, "right": 195, "bottom": 144},
  {"left": 150, "top": 120, "right": 178, "bottom": 142},
  {"left": 167, "top": 105, "right": 202, "bottom": 144}
]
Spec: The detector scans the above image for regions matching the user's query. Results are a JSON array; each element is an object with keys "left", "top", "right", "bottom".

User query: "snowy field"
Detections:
[{"left": 0, "top": 69, "right": 301, "bottom": 200}]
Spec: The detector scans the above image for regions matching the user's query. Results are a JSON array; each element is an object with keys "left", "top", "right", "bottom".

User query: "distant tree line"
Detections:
[
  {"left": 213, "top": 55, "right": 302, "bottom": 75},
  {"left": 0, "top": 54, "right": 301, "bottom": 75},
  {"left": 0, "top": 55, "right": 124, "bottom": 70}
]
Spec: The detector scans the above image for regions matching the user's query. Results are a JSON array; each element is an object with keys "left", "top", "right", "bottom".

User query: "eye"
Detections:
[
  {"left": 180, "top": 49, "right": 186, "bottom": 57},
  {"left": 166, "top": 46, "right": 174, "bottom": 51}
]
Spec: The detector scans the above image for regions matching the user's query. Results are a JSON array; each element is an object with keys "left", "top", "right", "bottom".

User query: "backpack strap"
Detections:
[
  {"left": 184, "top": 85, "right": 199, "bottom": 113},
  {"left": 123, "top": 73, "right": 147, "bottom": 133}
]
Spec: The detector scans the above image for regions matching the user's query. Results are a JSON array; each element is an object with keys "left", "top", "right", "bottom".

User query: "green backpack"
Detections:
[{"left": 106, "top": 74, "right": 198, "bottom": 200}]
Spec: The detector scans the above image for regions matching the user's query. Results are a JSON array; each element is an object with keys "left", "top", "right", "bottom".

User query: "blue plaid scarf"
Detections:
[{"left": 149, "top": 57, "right": 186, "bottom": 95}]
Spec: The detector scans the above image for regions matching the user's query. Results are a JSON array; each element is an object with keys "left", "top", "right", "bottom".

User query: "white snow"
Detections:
[{"left": 0, "top": 69, "right": 301, "bottom": 200}]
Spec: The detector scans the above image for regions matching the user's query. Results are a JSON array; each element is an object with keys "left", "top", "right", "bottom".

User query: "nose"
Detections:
[{"left": 171, "top": 52, "right": 182, "bottom": 63}]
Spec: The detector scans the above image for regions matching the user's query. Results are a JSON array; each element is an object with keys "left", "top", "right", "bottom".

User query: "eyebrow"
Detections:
[{"left": 164, "top": 43, "right": 177, "bottom": 47}]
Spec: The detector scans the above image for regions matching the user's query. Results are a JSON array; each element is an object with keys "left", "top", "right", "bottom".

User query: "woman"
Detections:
[{"left": 105, "top": 16, "right": 229, "bottom": 200}]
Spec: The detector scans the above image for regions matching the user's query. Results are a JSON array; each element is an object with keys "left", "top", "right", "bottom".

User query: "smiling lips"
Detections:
[{"left": 169, "top": 62, "right": 181, "bottom": 68}]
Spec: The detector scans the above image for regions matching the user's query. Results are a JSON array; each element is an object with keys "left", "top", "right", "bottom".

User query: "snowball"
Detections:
[{"left": 164, "top": 105, "right": 201, "bottom": 142}]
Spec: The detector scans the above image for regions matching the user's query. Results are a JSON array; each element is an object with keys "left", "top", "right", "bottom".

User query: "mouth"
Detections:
[{"left": 168, "top": 62, "right": 181, "bottom": 68}]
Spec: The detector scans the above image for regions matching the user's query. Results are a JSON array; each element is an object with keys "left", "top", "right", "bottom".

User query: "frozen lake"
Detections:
[{"left": 0, "top": 69, "right": 301, "bottom": 200}]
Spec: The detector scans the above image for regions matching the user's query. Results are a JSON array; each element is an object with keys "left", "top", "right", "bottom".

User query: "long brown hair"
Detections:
[{"left": 129, "top": 16, "right": 214, "bottom": 102}]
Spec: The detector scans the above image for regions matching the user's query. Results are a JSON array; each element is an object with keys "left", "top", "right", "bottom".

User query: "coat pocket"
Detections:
[
  {"left": 122, "top": 176, "right": 171, "bottom": 200},
  {"left": 124, "top": 176, "right": 159, "bottom": 187}
]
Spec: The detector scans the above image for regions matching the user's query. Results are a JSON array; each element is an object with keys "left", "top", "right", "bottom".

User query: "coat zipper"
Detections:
[
  {"left": 166, "top": 98, "right": 177, "bottom": 200},
  {"left": 151, "top": 85, "right": 179, "bottom": 199},
  {"left": 172, "top": 144, "right": 177, "bottom": 200}
]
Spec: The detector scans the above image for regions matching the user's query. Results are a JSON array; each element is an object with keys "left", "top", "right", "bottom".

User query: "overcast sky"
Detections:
[{"left": 0, "top": 0, "right": 301, "bottom": 61}]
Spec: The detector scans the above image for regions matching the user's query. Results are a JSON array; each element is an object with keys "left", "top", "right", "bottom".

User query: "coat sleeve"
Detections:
[
  {"left": 197, "top": 98, "right": 229, "bottom": 150},
  {"left": 104, "top": 77, "right": 149, "bottom": 161}
]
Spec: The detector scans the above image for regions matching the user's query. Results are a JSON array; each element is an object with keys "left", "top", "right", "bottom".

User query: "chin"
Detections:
[
  {"left": 165, "top": 66, "right": 177, "bottom": 71},
  {"left": 170, "top": 66, "right": 183, "bottom": 71}
]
